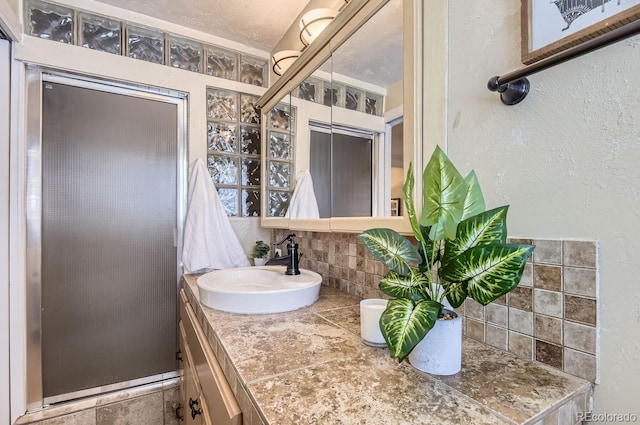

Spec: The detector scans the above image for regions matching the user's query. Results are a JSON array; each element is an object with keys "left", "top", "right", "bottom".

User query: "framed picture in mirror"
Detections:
[
  {"left": 390, "top": 198, "right": 401, "bottom": 217},
  {"left": 521, "top": 1, "right": 640, "bottom": 64}
]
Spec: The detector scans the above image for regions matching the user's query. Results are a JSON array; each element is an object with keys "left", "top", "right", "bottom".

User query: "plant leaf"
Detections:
[
  {"left": 420, "top": 146, "right": 468, "bottom": 241},
  {"left": 380, "top": 298, "right": 442, "bottom": 362},
  {"left": 442, "top": 206, "right": 509, "bottom": 266},
  {"left": 358, "top": 228, "right": 421, "bottom": 275},
  {"left": 461, "top": 171, "right": 485, "bottom": 220},
  {"left": 379, "top": 269, "right": 429, "bottom": 301},
  {"left": 444, "top": 281, "right": 468, "bottom": 308},
  {"left": 440, "top": 244, "right": 535, "bottom": 305},
  {"left": 402, "top": 162, "right": 425, "bottom": 246}
]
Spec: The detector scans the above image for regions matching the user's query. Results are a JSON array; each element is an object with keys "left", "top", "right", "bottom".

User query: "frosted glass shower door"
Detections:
[{"left": 40, "top": 81, "right": 179, "bottom": 401}]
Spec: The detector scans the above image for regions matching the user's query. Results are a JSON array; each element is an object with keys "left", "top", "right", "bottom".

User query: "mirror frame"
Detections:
[{"left": 257, "top": 0, "right": 445, "bottom": 234}]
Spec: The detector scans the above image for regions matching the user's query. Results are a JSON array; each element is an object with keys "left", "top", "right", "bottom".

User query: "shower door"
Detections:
[{"left": 27, "top": 73, "right": 185, "bottom": 405}]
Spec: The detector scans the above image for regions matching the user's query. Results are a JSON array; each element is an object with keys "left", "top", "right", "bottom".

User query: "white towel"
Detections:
[
  {"left": 182, "top": 158, "right": 250, "bottom": 273},
  {"left": 285, "top": 170, "right": 320, "bottom": 219}
]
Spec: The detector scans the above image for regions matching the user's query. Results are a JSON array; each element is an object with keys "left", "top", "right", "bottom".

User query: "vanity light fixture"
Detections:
[
  {"left": 272, "top": 49, "right": 302, "bottom": 76},
  {"left": 299, "top": 8, "right": 338, "bottom": 47}
]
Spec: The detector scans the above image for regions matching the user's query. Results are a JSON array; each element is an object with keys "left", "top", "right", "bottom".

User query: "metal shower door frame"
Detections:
[{"left": 24, "top": 68, "right": 188, "bottom": 410}]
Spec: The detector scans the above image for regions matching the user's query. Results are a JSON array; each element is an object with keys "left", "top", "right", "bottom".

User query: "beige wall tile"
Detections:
[
  {"left": 163, "top": 387, "right": 180, "bottom": 425},
  {"left": 564, "top": 295, "right": 597, "bottom": 326},
  {"left": 535, "top": 340, "right": 563, "bottom": 369},
  {"left": 39, "top": 410, "right": 96, "bottom": 425},
  {"left": 535, "top": 314, "right": 563, "bottom": 345},
  {"left": 237, "top": 385, "right": 254, "bottom": 425},
  {"left": 563, "top": 267, "right": 596, "bottom": 298},
  {"left": 281, "top": 232, "right": 599, "bottom": 383},
  {"left": 564, "top": 348, "right": 597, "bottom": 382},
  {"left": 534, "top": 289, "right": 563, "bottom": 318},
  {"left": 534, "top": 265, "right": 562, "bottom": 292},
  {"left": 541, "top": 409, "right": 558, "bottom": 425},
  {"left": 508, "top": 331, "right": 533, "bottom": 360},
  {"left": 486, "top": 324, "right": 507, "bottom": 351},
  {"left": 96, "top": 392, "right": 163, "bottom": 425},
  {"left": 493, "top": 293, "right": 508, "bottom": 305},
  {"left": 558, "top": 400, "right": 575, "bottom": 425},
  {"left": 564, "top": 321, "right": 596, "bottom": 354},
  {"left": 466, "top": 318, "right": 485, "bottom": 342},
  {"left": 464, "top": 299, "right": 485, "bottom": 320},
  {"left": 509, "top": 308, "right": 534, "bottom": 336},
  {"left": 533, "top": 239, "right": 562, "bottom": 265},
  {"left": 563, "top": 241, "right": 596, "bottom": 268},
  {"left": 509, "top": 286, "right": 533, "bottom": 311},
  {"left": 486, "top": 303, "right": 508, "bottom": 327},
  {"left": 519, "top": 263, "right": 533, "bottom": 287}
]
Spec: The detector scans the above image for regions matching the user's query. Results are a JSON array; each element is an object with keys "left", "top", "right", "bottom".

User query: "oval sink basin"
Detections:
[{"left": 196, "top": 266, "right": 322, "bottom": 314}]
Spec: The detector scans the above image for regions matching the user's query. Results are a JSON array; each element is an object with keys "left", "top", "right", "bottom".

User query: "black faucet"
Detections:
[{"left": 265, "top": 233, "right": 302, "bottom": 275}]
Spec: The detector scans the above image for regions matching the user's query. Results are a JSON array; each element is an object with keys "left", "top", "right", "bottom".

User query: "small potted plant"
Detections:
[
  {"left": 251, "top": 240, "right": 270, "bottom": 266},
  {"left": 358, "top": 146, "right": 535, "bottom": 374}
]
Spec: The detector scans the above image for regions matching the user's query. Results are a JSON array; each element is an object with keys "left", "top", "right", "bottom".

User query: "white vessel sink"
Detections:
[{"left": 196, "top": 266, "right": 322, "bottom": 314}]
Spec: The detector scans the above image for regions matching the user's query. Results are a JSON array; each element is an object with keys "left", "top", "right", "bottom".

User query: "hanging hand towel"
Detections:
[
  {"left": 285, "top": 169, "right": 320, "bottom": 219},
  {"left": 182, "top": 158, "right": 250, "bottom": 273}
]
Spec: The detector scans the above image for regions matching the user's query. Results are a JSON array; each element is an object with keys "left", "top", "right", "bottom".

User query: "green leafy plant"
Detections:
[
  {"left": 251, "top": 240, "right": 270, "bottom": 259},
  {"left": 358, "top": 146, "right": 534, "bottom": 362}
]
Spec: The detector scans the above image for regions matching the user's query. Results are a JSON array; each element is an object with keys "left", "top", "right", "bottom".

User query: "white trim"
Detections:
[
  {"left": 0, "top": 38, "right": 11, "bottom": 425},
  {"left": 0, "top": 0, "right": 22, "bottom": 42},
  {"left": 9, "top": 54, "right": 26, "bottom": 425}
]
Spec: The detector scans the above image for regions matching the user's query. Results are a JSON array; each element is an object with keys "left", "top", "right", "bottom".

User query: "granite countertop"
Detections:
[{"left": 182, "top": 275, "right": 592, "bottom": 425}]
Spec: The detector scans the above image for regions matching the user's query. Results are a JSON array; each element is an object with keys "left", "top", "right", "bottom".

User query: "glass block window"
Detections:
[
  {"left": 207, "top": 88, "right": 261, "bottom": 217},
  {"left": 240, "top": 55, "right": 267, "bottom": 87},
  {"left": 365, "top": 92, "right": 384, "bottom": 116},
  {"left": 267, "top": 101, "right": 296, "bottom": 217},
  {"left": 169, "top": 35, "right": 202, "bottom": 73},
  {"left": 127, "top": 25, "right": 164, "bottom": 64},
  {"left": 293, "top": 76, "right": 385, "bottom": 117},
  {"left": 207, "top": 88, "right": 237, "bottom": 121},
  {"left": 23, "top": 0, "right": 270, "bottom": 87},
  {"left": 345, "top": 86, "right": 363, "bottom": 111},
  {"left": 298, "top": 78, "right": 320, "bottom": 103},
  {"left": 323, "top": 83, "right": 342, "bottom": 107},
  {"left": 78, "top": 13, "right": 121, "bottom": 55},
  {"left": 25, "top": 0, "right": 74, "bottom": 44},
  {"left": 207, "top": 46, "right": 237, "bottom": 80},
  {"left": 268, "top": 190, "right": 291, "bottom": 218}
]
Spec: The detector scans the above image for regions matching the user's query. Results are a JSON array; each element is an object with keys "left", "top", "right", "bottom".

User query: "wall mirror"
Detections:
[{"left": 257, "top": 0, "right": 424, "bottom": 234}]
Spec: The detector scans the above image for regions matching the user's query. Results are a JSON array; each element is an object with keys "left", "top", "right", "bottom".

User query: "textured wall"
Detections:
[
  {"left": 5, "top": 0, "right": 18, "bottom": 18},
  {"left": 447, "top": 0, "right": 640, "bottom": 415}
]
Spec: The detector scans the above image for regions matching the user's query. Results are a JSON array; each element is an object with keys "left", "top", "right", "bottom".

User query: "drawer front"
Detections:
[{"left": 180, "top": 289, "right": 242, "bottom": 425}]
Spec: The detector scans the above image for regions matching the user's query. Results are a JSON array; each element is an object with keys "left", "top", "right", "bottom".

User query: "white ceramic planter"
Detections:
[
  {"left": 253, "top": 257, "right": 267, "bottom": 266},
  {"left": 408, "top": 310, "right": 462, "bottom": 375}
]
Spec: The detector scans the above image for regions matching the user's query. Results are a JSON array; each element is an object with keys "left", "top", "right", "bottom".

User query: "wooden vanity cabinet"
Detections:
[{"left": 179, "top": 289, "right": 242, "bottom": 425}]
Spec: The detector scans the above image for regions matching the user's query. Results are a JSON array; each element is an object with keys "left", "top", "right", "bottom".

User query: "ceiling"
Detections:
[
  {"left": 93, "top": 0, "right": 403, "bottom": 88},
  {"left": 92, "top": 0, "right": 309, "bottom": 53}
]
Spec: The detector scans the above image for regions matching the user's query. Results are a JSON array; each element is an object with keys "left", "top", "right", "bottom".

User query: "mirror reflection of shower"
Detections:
[{"left": 300, "top": 0, "right": 404, "bottom": 218}]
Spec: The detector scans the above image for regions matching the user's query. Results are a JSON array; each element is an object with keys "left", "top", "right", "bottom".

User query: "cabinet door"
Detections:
[
  {"left": 183, "top": 297, "right": 242, "bottom": 425},
  {"left": 179, "top": 287, "right": 241, "bottom": 425},
  {"left": 183, "top": 345, "right": 202, "bottom": 425}
]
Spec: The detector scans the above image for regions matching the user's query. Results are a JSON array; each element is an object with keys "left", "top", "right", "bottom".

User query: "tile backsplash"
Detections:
[{"left": 272, "top": 230, "right": 599, "bottom": 383}]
